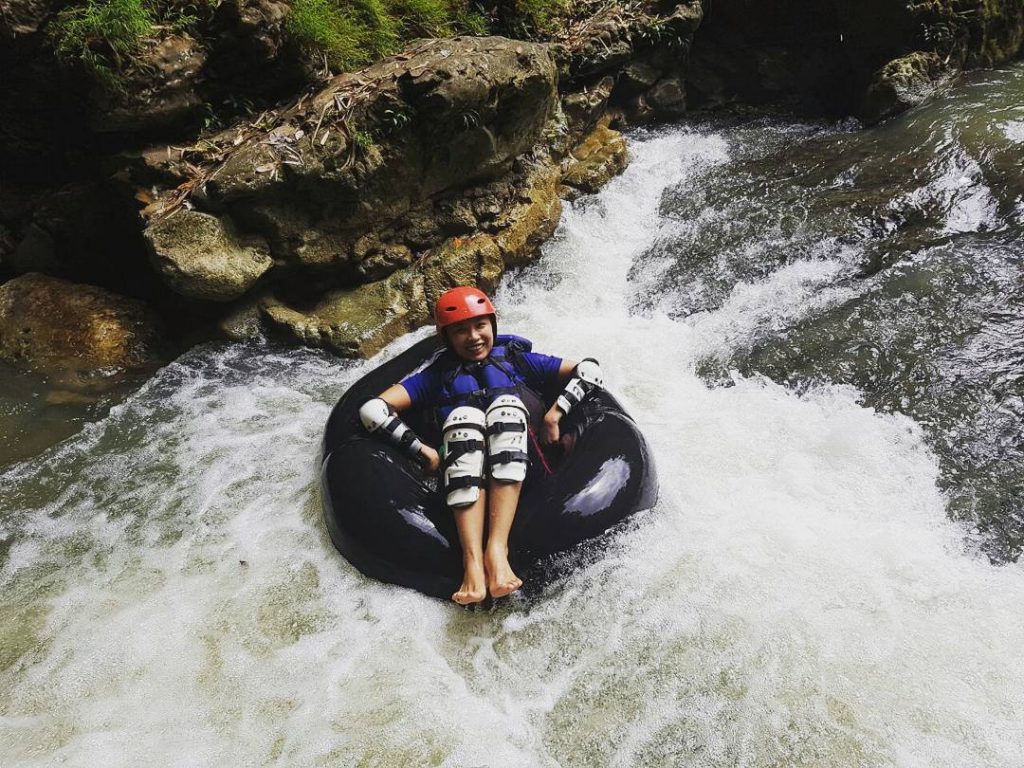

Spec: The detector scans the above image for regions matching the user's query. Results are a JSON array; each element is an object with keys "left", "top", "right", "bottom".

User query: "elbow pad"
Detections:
[
  {"left": 556, "top": 358, "right": 604, "bottom": 415},
  {"left": 359, "top": 398, "right": 424, "bottom": 458}
]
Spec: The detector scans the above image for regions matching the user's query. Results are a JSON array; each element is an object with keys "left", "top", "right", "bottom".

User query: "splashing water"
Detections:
[{"left": 3, "top": 70, "right": 1024, "bottom": 767}]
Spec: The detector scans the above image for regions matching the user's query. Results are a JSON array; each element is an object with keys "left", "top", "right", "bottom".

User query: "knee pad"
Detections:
[
  {"left": 486, "top": 395, "right": 529, "bottom": 483},
  {"left": 442, "top": 407, "right": 487, "bottom": 507}
]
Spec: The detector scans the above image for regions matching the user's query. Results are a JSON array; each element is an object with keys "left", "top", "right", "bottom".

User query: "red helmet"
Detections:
[{"left": 434, "top": 286, "right": 496, "bottom": 332}]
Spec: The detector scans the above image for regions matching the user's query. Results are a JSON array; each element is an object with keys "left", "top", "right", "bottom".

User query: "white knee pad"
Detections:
[
  {"left": 442, "top": 406, "right": 487, "bottom": 507},
  {"left": 486, "top": 395, "right": 530, "bottom": 483}
]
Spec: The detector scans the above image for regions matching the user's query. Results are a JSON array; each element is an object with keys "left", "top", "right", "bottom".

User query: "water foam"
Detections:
[{"left": 2, "top": 128, "right": 1024, "bottom": 767}]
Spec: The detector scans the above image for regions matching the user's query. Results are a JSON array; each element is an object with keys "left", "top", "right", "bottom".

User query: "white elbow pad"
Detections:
[
  {"left": 556, "top": 358, "right": 604, "bottom": 415},
  {"left": 359, "top": 398, "right": 423, "bottom": 458}
]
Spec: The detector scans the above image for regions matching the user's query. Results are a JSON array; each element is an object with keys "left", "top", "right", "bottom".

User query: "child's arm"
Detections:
[
  {"left": 360, "top": 384, "right": 442, "bottom": 472},
  {"left": 541, "top": 359, "right": 579, "bottom": 444}
]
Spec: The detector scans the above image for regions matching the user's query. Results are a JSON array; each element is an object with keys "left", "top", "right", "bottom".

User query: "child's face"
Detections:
[{"left": 445, "top": 316, "right": 494, "bottom": 362}]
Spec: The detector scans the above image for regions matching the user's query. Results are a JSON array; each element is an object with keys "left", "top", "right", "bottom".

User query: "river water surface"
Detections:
[{"left": 2, "top": 67, "right": 1024, "bottom": 766}]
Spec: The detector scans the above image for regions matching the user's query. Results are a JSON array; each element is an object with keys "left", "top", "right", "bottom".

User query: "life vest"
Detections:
[{"left": 434, "top": 335, "right": 544, "bottom": 423}]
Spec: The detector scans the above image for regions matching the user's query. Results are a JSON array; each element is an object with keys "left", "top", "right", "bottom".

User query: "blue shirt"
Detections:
[{"left": 401, "top": 347, "right": 563, "bottom": 410}]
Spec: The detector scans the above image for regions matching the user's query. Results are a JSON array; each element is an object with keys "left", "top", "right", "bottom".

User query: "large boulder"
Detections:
[
  {"left": 261, "top": 267, "right": 429, "bottom": 359},
  {"left": 492, "top": 162, "right": 562, "bottom": 267},
  {"left": 860, "top": 52, "right": 954, "bottom": 126},
  {"left": 260, "top": 233, "right": 504, "bottom": 358},
  {"left": 144, "top": 209, "right": 273, "bottom": 301},
  {"left": 138, "top": 36, "right": 558, "bottom": 299},
  {"left": 259, "top": 160, "right": 561, "bottom": 356},
  {"left": 0, "top": 273, "right": 161, "bottom": 373}
]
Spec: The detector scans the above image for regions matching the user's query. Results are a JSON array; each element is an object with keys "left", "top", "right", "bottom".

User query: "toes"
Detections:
[
  {"left": 489, "top": 578, "right": 523, "bottom": 599},
  {"left": 452, "top": 588, "right": 485, "bottom": 605}
]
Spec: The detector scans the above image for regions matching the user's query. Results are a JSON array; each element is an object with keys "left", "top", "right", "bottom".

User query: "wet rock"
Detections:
[
  {"left": 353, "top": 241, "right": 415, "bottom": 281},
  {"left": 860, "top": 52, "right": 954, "bottom": 126},
  {"left": 688, "top": 0, "right": 1023, "bottom": 115},
  {"left": 493, "top": 163, "right": 562, "bottom": 267},
  {"left": 619, "top": 92, "right": 657, "bottom": 126},
  {"left": 261, "top": 229, "right": 507, "bottom": 357},
  {"left": 9, "top": 223, "right": 58, "bottom": 275},
  {"left": 0, "top": 273, "right": 161, "bottom": 373},
  {"left": 261, "top": 268, "right": 428, "bottom": 359},
  {"left": 144, "top": 209, "right": 273, "bottom": 301},
  {"left": 662, "top": 1, "right": 704, "bottom": 36},
  {"left": 648, "top": 75, "right": 687, "bottom": 117},
  {"left": 218, "top": 295, "right": 268, "bottom": 341},
  {"left": 420, "top": 235, "right": 505, "bottom": 302},
  {"left": 561, "top": 123, "right": 630, "bottom": 199},
  {"left": 2, "top": 181, "right": 150, "bottom": 294}
]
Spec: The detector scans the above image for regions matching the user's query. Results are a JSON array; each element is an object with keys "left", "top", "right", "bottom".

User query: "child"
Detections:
[{"left": 358, "top": 287, "right": 604, "bottom": 604}]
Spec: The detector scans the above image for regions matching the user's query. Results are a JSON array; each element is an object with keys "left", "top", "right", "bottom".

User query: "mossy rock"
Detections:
[
  {"left": 144, "top": 209, "right": 273, "bottom": 301},
  {"left": 0, "top": 273, "right": 161, "bottom": 373},
  {"left": 860, "top": 52, "right": 953, "bottom": 126},
  {"left": 261, "top": 267, "right": 427, "bottom": 358},
  {"left": 562, "top": 123, "right": 629, "bottom": 198}
]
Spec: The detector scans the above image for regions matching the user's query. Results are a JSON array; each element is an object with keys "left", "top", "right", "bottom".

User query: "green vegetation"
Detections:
[
  {"left": 49, "top": 0, "right": 572, "bottom": 92},
  {"left": 352, "top": 128, "right": 375, "bottom": 148},
  {"left": 503, "top": 0, "right": 569, "bottom": 37},
  {"left": 51, "top": 0, "right": 154, "bottom": 91},
  {"left": 287, "top": 0, "right": 491, "bottom": 71},
  {"left": 50, "top": 0, "right": 212, "bottom": 91},
  {"left": 285, "top": 0, "right": 575, "bottom": 71}
]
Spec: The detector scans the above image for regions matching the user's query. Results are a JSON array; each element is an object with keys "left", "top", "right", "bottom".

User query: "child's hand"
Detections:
[
  {"left": 541, "top": 408, "right": 562, "bottom": 445},
  {"left": 419, "top": 445, "right": 441, "bottom": 473}
]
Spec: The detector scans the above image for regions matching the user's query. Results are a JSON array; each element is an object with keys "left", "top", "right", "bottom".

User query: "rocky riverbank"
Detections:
[{"left": 1, "top": 0, "right": 1022, "bottom": 379}]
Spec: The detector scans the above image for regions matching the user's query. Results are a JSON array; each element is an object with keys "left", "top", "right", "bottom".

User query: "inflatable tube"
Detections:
[{"left": 321, "top": 336, "right": 658, "bottom": 599}]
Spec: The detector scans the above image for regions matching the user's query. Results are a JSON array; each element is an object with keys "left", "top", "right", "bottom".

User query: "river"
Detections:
[{"left": 2, "top": 66, "right": 1023, "bottom": 766}]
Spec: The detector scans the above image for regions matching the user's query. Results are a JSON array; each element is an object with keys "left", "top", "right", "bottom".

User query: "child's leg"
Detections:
[
  {"left": 452, "top": 492, "right": 487, "bottom": 604},
  {"left": 441, "top": 406, "right": 489, "bottom": 604},
  {"left": 485, "top": 480, "right": 523, "bottom": 598},
  {"left": 483, "top": 395, "right": 531, "bottom": 598}
]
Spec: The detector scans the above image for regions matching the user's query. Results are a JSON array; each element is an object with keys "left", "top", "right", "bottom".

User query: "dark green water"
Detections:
[{"left": 0, "top": 362, "right": 147, "bottom": 466}]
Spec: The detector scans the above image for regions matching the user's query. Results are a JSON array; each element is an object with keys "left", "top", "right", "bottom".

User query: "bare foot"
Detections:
[
  {"left": 452, "top": 557, "right": 487, "bottom": 605},
  {"left": 485, "top": 547, "right": 523, "bottom": 598}
]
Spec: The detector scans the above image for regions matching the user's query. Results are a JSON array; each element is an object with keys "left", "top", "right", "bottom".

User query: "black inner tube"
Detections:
[{"left": 321, "top": 336, "right": 659, "bottom": 599}]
